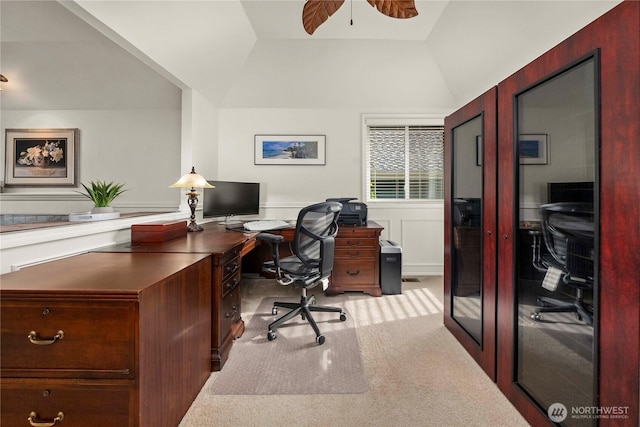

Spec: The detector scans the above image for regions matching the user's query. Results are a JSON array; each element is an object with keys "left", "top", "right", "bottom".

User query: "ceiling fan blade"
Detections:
[
  {"left": 366, "top": 0, "right": 419, "bottom": 19},
  {"left": 303, "top": 0, "right": 346, "bottom": 35}
]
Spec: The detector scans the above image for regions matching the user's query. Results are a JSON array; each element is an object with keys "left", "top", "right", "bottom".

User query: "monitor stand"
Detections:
[{"left": 219, "top": 215, "right": 243, "bottom": 226}]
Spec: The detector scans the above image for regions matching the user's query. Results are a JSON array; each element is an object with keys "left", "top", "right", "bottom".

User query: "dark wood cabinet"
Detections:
[
  {"left": 0, "top": 252, "right": 212, "bottom": 427},
  {"left": 444, "top": 2, "right": 639, "bottom": 425},
  {"left": 326, "top": 221, "right": 383, "bottom": 297}
]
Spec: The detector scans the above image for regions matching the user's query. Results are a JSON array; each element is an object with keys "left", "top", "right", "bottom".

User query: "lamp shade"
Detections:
[{"left": 170, "top": 167, "right": 214, "bottom": 189}]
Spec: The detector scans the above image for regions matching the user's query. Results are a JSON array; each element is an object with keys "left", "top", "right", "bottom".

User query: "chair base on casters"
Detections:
[
  {"left": 530, "top": 296, "right": 593, "bottom": 326},
  {"left": 267, "top": 289, "right": 346, "bottom": 345}
]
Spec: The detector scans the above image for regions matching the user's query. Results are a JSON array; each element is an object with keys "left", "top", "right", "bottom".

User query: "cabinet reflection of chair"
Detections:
[
  {"left": 452, "top": 198, "right": 482, "bottom": 297},
  {"left": 453, "top": 227, "right": 481, "bottom": 296},
  {"left": 530, "top": 202, "right": 594, "bottom": 325}
]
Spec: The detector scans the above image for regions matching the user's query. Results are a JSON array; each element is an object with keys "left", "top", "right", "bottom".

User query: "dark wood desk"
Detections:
[
  {"left": 0, "top": 252, "right": 211, "bottom": 427},
  {"left": 97, "top": 222, "right": 256, "bottom": 371}
]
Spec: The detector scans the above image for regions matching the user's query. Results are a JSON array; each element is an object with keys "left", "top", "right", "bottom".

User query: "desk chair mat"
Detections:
[{"left": 210, "top": 295, "right": 367, "bottom": 395}]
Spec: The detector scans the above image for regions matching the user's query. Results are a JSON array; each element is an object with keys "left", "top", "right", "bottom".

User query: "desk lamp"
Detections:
[{"left": 170, "top": 167, "right": 214, "bottom": 232}]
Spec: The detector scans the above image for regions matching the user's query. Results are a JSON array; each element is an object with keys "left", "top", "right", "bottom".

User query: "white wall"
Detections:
[
  {"left": 217, "top": 108, "right": 446, "bottom": 275},
  {"left": 1, "top": 109, "right": 181, "bottom": 214}
]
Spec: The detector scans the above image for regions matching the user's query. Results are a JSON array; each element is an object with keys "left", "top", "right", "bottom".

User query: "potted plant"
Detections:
[{"left": 78, "top": 180, "right": 127, "bottom": 214}]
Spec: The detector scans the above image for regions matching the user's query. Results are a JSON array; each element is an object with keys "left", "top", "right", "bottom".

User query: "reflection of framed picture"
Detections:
[
  {"left": 4, "top": 128, "right": 79, "bottom": 187},
  {"left": 519, "top": 134, "right": 548, "bottom": 164},
  {"left": 255, "top": 135, "right": 326, "bottom": 165},
  {"left": 476, "top": 136, "right": 482, "bottom": 166}
]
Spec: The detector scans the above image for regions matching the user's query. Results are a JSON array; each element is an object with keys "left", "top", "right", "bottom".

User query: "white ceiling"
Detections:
[{"left": 2, "top": 0, "right": 623, "bottom": 110}]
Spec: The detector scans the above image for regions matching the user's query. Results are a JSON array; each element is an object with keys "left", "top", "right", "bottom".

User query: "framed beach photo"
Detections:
[
  {"left": 518, "top": 134, "right": 548, "bottom": 165},
  {"left": 4, "top": 128, "right": 79, "bottom": 187},
  {"left": 254, "top": 135, "right": 326, "bottom": 165}
]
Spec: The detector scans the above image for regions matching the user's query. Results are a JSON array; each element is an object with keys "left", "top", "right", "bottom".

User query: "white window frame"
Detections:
[{"left": 362, "top": 114, "right": 445, "bottom": 205}]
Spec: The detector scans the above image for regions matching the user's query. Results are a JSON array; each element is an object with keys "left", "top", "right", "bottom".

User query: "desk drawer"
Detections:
[
  {"left": 1, "top": 379, "right": 133, "bottom": 427},
  {"left": 219, "top": 287, "right": 241, "bottom": 339},
  {"left": 338, "top": 228, "right": 380, "bottom": 238},
  {"left": 221, "top": 268, "right": 241, "bottom": 299},
  {"left": 335, "top": 247, "right": 378, "bottom": 259},
  {"left": 336, "top": 237, "right": 378, "bottom": 249},
  {"left": 221, "top": 255, "right": 241, "bottom": 284},
  {"left": 1, "top": 301, "right": 136, "bottom": 379},
  {"left": 332, "top": 260, "right": 376, "bottom": 285}
]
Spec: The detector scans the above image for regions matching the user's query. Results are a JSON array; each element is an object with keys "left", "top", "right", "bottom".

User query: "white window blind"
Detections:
[{"left": 366, "top": 125, "right": 444, "bottom": 201}]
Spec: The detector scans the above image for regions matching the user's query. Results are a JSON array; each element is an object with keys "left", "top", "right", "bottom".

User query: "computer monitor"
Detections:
[
  {"left": 203, "top": 180, "right": 260, "bottom": 221},
  {"left": 547, "top": 181, "right": 594, "bottom": 204}
]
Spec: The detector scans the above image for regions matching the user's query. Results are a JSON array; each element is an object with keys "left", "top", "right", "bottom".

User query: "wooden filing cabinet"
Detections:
[
  {"left": 0, "top": 252, "right": 212, "bottom": 427},
  {"left": 326, "top": 221, "right": 383, "bottom": 297}
]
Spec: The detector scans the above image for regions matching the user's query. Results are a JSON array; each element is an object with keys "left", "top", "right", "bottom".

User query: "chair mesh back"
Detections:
[
  {"left": 540, "top": 202, "right": 594, "bottom": 281},
  {"left": 293, "top": 202, "right": 342, "bottom": 276}
]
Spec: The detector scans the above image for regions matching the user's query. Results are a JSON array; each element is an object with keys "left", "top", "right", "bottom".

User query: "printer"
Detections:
[{"left": 326, "top": 198, "right": 367, "bottom": 226}]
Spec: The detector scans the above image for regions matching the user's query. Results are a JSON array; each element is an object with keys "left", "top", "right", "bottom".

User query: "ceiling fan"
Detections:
[{"left": 303, "top": 0, "right": 419, "bottom": 35}]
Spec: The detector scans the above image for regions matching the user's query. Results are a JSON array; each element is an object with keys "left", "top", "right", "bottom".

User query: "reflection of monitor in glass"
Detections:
[
  {"left": 203, "top": 181, "right": 260, "bottom": 221},
  {"left": 547, "top": 182, "right": 593, "bottom": 204}
]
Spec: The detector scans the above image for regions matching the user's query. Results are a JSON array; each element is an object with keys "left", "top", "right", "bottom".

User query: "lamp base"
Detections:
[{"left": 187, "top": 220, "right": 203, "bottom": 232}]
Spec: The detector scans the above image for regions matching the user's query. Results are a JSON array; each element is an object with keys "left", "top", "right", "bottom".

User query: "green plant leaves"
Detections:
[{"left": 78, "top": 180, "right": 127, "bottom": 207}]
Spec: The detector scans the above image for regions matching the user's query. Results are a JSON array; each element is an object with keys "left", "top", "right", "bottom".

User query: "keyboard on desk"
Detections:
[{"left": 243, "top": 219, "right": 291, "bottom": 232}]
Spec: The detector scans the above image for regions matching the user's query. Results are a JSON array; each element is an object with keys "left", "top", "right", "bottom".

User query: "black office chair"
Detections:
[
  {"left": 530, "top": 202, "right": 594, "bottom": 325},
  {"left": 256, "top": 201, "right": 346, "bottom": 345}
]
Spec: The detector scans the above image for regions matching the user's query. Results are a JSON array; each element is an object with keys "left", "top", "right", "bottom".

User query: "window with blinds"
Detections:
[{"left": 366, "top": 125, "right": 444, "bottom": 201}]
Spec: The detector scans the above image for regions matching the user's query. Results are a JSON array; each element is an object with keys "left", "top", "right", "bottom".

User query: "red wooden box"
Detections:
[{"left": 131, "top": 220, "right": 187, "bottom": 244}]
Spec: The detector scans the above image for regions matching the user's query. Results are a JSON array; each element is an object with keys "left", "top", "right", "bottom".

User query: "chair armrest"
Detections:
[
  {"left": 257, "top": 233, "right": 285, "bottom": 267},
  {"left": 256, "top": 233, "right": 285, "bottom": 244}
]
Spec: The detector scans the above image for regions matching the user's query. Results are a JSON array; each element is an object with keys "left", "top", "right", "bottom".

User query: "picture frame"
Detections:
[
  {"left": 254, "top": 134, "right": 326, "bottom": 165},
  {"left": 4, "top": 128, "right": 79, "bottom": 187},
  {"left": 519, "top": 134, "right": 548, "bottom": 165}
]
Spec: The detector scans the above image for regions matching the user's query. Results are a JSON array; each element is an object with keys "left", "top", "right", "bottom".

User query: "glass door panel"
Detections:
[
  {"left": 444, "top": 87, "right": 496, "bottom": 380},
  {"left": 515, "top": 57, "right": 597, "bottom": 426},
  {"left": 451, "top": 116, "right": 483, "bottom": 343}
]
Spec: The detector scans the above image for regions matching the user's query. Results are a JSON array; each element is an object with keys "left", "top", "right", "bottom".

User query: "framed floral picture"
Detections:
[{"left": 4, "top": 128, "right": 79, "bottom": 187}]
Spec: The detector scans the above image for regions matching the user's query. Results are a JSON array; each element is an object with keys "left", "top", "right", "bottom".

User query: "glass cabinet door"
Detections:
[
  {"left": 513, "top": 56, "right": 598, "bottom": 426},
  {"left": 451, "top": 116, "right": 483, "bottom": 342},
  {"left": 444, "top": 87, "right": 497, "bottom": 379}
]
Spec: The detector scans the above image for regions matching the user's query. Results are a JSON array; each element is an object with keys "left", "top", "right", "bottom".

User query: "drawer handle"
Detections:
[
  {"left": 28, "top": 330, "right": 64, "bottom": 346},
  {"left": 347, "top": 251, "right": 360, "bottom": 257},
  {"left": 226, "top": 262, "right": 239, "bottom": 273},
  {"left": 226, "top": 278, "right": 239, "bottom": 289},
  {"left": 28, "top": 411, "right": 64, "bottom": 427},
  {"left": 225, "top": 305, "right": 238, "bottom": 318},
  {"left": 347, "top": 270, "right": 360, "bottom": 276},
  {"left": 346, "top": 241, "right": 361, "bottom": 246}
]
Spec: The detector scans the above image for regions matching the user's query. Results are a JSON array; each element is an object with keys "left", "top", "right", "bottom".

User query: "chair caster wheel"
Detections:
[
  {"left": 272, "top": 307, "right": 278, "bottom": 315},
  {"left": 316, "top": 335, "right": 325, "bottom": 345},
  {"left": 531, "top": 313, "right": 542, "bottom": 321},
  {"left": 340, "top": 313, "right": 347, "bottom": 321},
  {"left": 267, "top": 331, "right": 277, "bottom": 341}
]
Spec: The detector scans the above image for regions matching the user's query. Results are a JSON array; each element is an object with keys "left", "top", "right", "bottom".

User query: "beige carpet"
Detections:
[
  {"left": 179, "top": 276, "right": 531, "bottom": 427},
  {"left": 210, "top": 295, "right": 367, "bottom": 395}
]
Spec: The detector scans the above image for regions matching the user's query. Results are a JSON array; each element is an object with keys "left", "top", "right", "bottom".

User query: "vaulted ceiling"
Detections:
[{"left": 1, "top": 0, "right": 622, "bottom": 110}]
